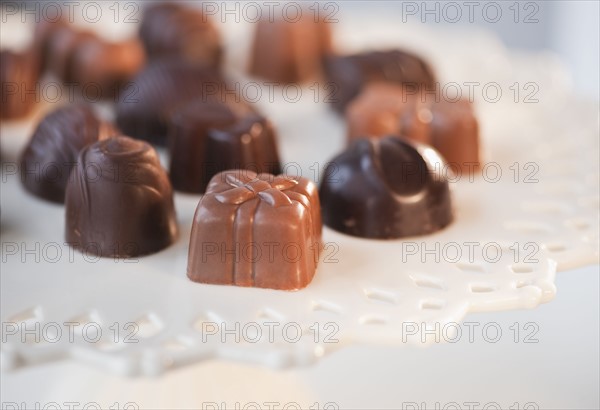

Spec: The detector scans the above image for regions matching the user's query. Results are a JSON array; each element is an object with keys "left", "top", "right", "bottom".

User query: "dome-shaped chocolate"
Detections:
[
  {"left": 168, "top": 98, "right": 281, "bottom": 193},
  {"left": 115, "top": 59, "right": 224, "bottom": 145},
  {"left": 20, "top": 105, "right": 118, "bottom": 203},
  {"left": 139, "top": 3, "right": 222, "bottom": 68},
  {"left": 319, "top": 136, "right": 453, "bottom": 239},
  {"left": 65, "top": 136, "right": 178, "bottom": 258}
]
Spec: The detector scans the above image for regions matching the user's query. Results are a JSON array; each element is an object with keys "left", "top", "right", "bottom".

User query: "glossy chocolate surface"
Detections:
[
  {"left": 65, "top": 136, "right": 178, "bottom": 258},
  {"left": 139, "top": 3, "right": 222, "bottom": 67},
  {"left": 115, "top": 60, "right": 225, "bottom": 145},
  {"left": 319, "top": 136, "right": 453, "bottom": 239},
  {"left": 249, "top": 14, "right": 332, "bottom": 83},
  {"left": 20, "top": 105, "right": 118, "bottom": 203},
  {"left": 169, "top": 99, "right": 281, "bottom": 193},
  {"left": 324, "top": 49, "right": 436, "bottom": 112},
  {"left": 188, "top": 170, "right": 322, "bottom": 290}
]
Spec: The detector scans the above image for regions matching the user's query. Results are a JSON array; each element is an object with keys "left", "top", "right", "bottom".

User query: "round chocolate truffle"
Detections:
[
  {"left": 323, "top": 49, "right": 436, "bottom": 113},
  {"left": 0, "top": 50, "right": 39, "bottom": 120},
  {"left": 139, "top": 3, "right": 222, "bottom": 68},
  {"left": 65, "top": 136, "right": 178, "bottom": 258},
  {"left": 70, "top": 38, "right": 146, "bottom": 99},
  {"left": 168, "top": 98, "right": 282, "bottom": 193},
  {"left": 249, "top": 13, "right": 332, "bottom": 83},
  {"left": 319, "top": 136, "right": 453, "bottom": 239},
  {"left": 20, "top": 105, "right": 118, "bottom": 203},
  {"left": 115, "top": 59, "right": 225, "bottom": 145}
]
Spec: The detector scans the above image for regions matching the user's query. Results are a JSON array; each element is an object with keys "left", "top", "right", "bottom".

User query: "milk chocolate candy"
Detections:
[
  {"left": 188, "top": 170, "right": 322, "bottom": 290},
  {"left": 20, "top": 105, "right": 118, "bottom": 203},
  {"left": 319, "top": 136, "right": 453, "bottom": 239},
  {"left": 346, "top": 83, "right": 480, "bottom": 173},
  {"left": 347, "top": 83, "right": 432, "bottom": 144},
  {"left": 139, "top": 3, "right": 222, "bottom": 68},
  {"left": 115, "top": 60, "right": 225, "bottom": 145},
  {"left": 324, "top": 50, "right": 436, "bottom": 112},
  {"left": 65, "top": 136, "right": 178, "bottom": 258},
  {"left": 430, "top": 99, "right": 481, "bottom": 172},
  {"left": 70, "top": 38, "right": 146, "bottom": 99},
  {"left": 169, "top": 99, "right": 281, "bottom": 193},
  {"left": 249, "top": 13, "right": 332, "bottom": 83},
  {"left": 0, "top": 50, "right": 39, "bottom": 120}
]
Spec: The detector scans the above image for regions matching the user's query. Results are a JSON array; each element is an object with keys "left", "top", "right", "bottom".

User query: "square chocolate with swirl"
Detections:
[{"left": 187, "top": 170, "right": 322, "bottom": 290}]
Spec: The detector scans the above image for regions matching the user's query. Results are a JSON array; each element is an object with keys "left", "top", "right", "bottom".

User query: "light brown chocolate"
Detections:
[{"left": 187, "top": 170, "right": 322, "bottom": 290}]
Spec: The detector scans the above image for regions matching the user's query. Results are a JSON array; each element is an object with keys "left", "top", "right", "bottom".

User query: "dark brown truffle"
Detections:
[
  {"left": 249, "top": 13, "right": 332, "bottom": 83},
  {"left": 323, "top": 49, "right": 436, "bottom": 112},
  {"left": 0, "top": 50, "right": 39, "bottom": 120},
  {"left": 188, "top": 170, "right": 322, "bottom": 290},
  {"left": 45, "top": 25, "right": 98, "bottom": 82},
  {"left": 20, "top": 105, "right": 118, "bottom": 203},
  {"left": 65, "top": 136, "right": 178, "bottom": 258},
  {"left": 139, "top": 3, "right": 222, "bottom": 68},
  {"left": 168, "top": 99, "right": 281, "bottom": 193},
  {"left": 115, "top": 59, "right": 226, "bottom": 145},
  {"left": 319, "top": 136, "right": 453, "bottom": 239},
  {"left": 70, "top": 38, "right": 146, "bottom": 99}
]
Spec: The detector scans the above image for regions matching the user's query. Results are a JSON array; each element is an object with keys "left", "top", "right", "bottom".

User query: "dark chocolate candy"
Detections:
[
  {"left": 139, "top": 3, "right": 222, "bottom": 68},
  {"left": 65, "top": 136, "right": 178, "bottom": 258},
  {"left": 45, "top": 25, "right": 98, "bottom": 82},
  {"left": 20, "top": 105, "right": 118, "bottom": 203},
  {"left": 0, "top": 50, "right": 39, "bottom": 120},
  {"left": 187, "top": 170, "right": 322, "bottom": 290},
  {"left": 115, "top": 59, "right": 225, "bottom": 145},
  {"left": 249, "top": 13, "right": 332, "bottom": 83},
  {"left": 168, "top": 98, "right": 281, "bottom": 193},
  {"left": 323, "top": 49, "right": 436, "bottom": 112},
  {"left": 70, "top": 38, "right": 146, "bottom": 99},
  {"left": 319, "top": 136, "right": 453, "bottom": 239}
]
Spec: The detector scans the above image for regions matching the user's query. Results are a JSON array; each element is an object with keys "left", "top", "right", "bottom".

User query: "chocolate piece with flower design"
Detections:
[{"left": 187, "top": 170, "right": 322, "bottom": 290}]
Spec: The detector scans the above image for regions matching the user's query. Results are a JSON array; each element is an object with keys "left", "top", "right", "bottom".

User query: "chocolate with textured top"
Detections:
[
  {"left": 319, "top": 136, "right": 453, "bottom": 239},
  {"left": 139, "top": 3, "right": 222, "bottom": 67},
  {"left": 249, "top": 13, "right": 332, "bottom": 83},
  {"left": 20, "top": 105, "right": 118, "bottom": 203},
  {"left": 188, "top": 170, "right": 322, "bottom": 290},
  {"left": 168, "top": 98, "right": 281, "bottom": 193},
  {"left": 323, "top": 50, "right": 436, "bottom": 112},
  {"left": 0, "top": 50, "right": 39, "bottom": 120},
  {"left": 65, "top": 136, "right": 178, "bottom": 258},
  {"left": 115, "top": 60, "right": 225, "bottom": 145}
]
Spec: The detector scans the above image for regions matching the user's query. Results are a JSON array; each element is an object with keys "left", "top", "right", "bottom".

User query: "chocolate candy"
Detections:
[
  {"left": 347, "top": 83, "right": 432, "bottom": 144},
  {"left": 319, "top": 136, "right": 453, "bottom": 239},
  {"left": 430, "top": 98, "right": 480, "bottom": 172},
  {"left": 249, "top": 13, "right": 332, "bottom": 83},
  {"left": 45, "top": 25, "right": 98, "bottom": 82},
  {"left": 20, "top": 105, "right": 118, "bottom": 203},
  {"left": 139, "top": 3, "right": 222, "bottom": 68},
  {"left": 323, "top": 49, "right": 436, "bottom": 112},
  {"left": 115, "top": 59, "right": 225, "bottom": 145},
  {"left": 169, "top": 98, "right": 281, "bottom": 193},
  {"left": 65, "top": 136, "right": 178, "bottom": 258},
  {"left": 70, "top": 38, "right": 145, "bottom": 99},
  {"left": 0, "top": 50, "right": 39, "bottom": 120},
  {"left": 188, "top": 170, "right": 322, "bottom": 290},
  {"left": 346, "top": 83, "right": 481, "bottom": 173}
]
